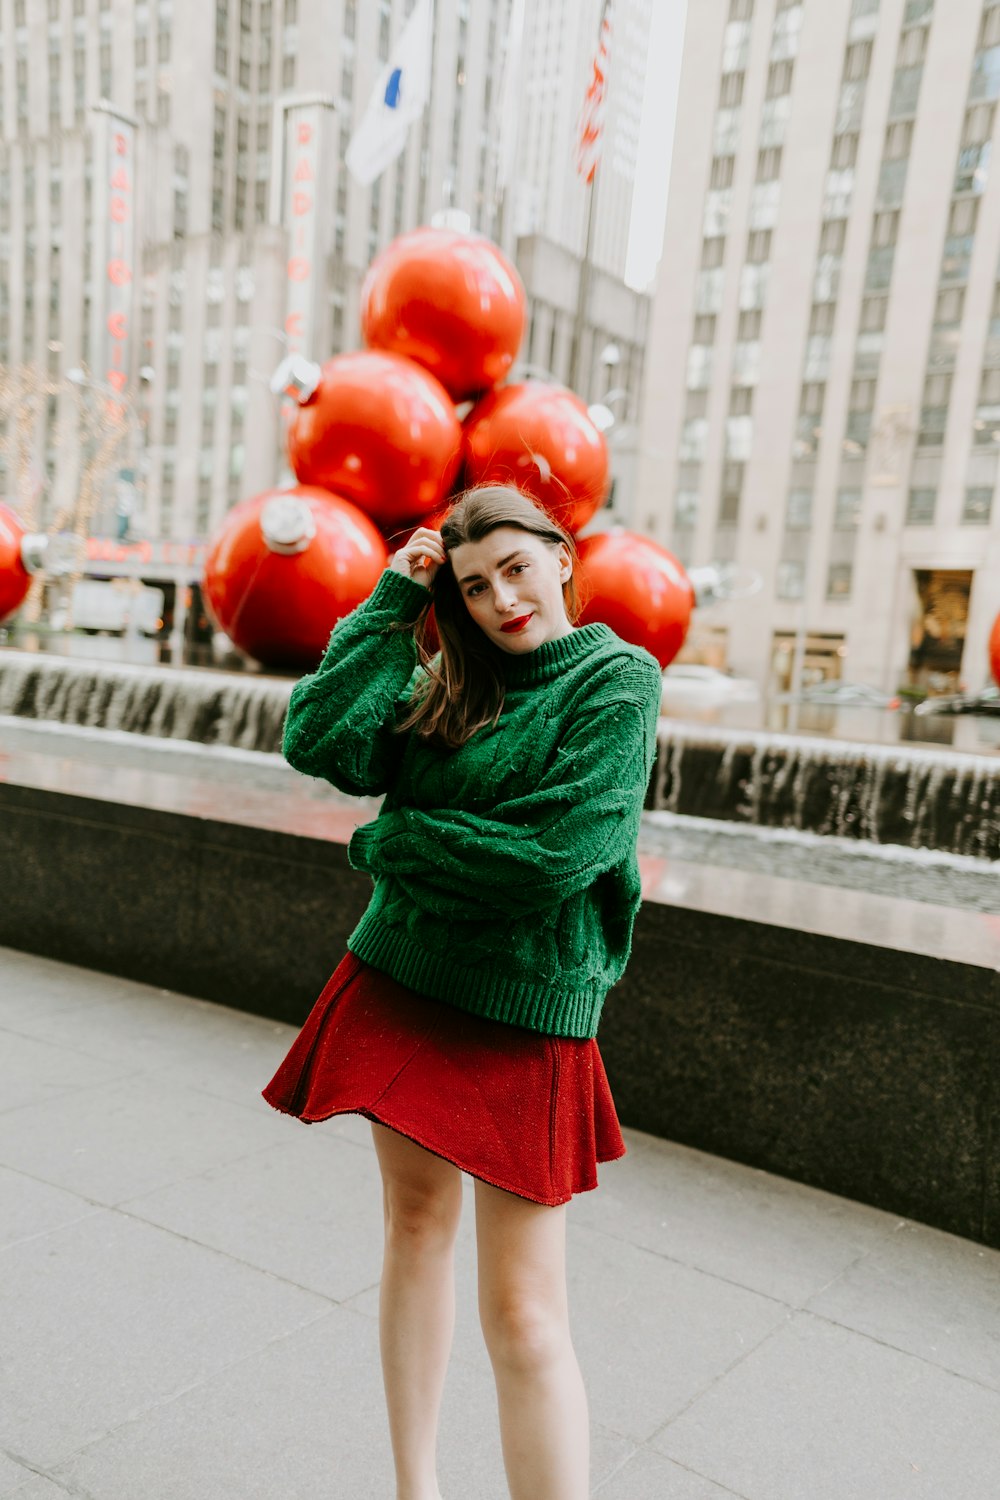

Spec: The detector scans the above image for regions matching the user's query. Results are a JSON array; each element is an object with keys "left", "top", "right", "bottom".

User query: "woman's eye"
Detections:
[{"left": 468, "top": 564, "right": 527, "bottom": 597}]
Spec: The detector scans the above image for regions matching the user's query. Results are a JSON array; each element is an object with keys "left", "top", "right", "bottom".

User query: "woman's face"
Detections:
[{"left": 448, "top": 526, "right": 575, "bottom": 653}]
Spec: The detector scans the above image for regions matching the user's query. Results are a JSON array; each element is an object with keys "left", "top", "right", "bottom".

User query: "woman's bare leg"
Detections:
[
  {"left": 370, "top": 1121, "right": 464, "bottom": 1500},
  {"left": 474, "top": 1179, "right": 589, "bottom": 1500}
]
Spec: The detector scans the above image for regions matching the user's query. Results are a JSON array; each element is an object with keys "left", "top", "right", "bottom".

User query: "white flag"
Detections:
[{"left": 345, "top": 0, "right": 434, "bottom": 186}]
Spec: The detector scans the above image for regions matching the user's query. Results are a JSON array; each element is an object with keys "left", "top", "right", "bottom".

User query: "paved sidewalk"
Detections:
[{"left": 2, "top": 943, "right": 999, "bottom": 1500}]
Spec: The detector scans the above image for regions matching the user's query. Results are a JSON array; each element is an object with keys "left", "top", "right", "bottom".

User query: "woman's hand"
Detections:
[{"left": 389, "top": 527, "right": 447, "bottom": 590}]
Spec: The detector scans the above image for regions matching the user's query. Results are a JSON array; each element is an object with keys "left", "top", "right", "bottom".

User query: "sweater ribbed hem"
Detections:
[{"left": 345, "top": 893, "right": 609, "bottom": 1039}]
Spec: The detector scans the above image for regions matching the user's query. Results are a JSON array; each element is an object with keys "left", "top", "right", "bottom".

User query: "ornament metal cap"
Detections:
[
  {"left": 20, "top": 531, "right": 86, "bottom": 576},
  {"left": 270, "top": 354, "right": 322, "bottom": 403},
  {"left": 260, "top": 495, "right": 316, "bottom": 555},
  {"left": 19, "top": 533, "right": 49, "bottom": 574}
]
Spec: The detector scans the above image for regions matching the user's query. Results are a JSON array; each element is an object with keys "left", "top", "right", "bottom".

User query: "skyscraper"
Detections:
[
  {"left": 637, "top": 0, "right": 1000, "bottom": 696},
  {"left": 0, "top": 0, "right": 658, "bottom": 563}
]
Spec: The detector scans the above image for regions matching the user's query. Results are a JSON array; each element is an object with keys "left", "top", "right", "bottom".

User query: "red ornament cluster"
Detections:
[
  {"left": 0, "top": 504, "right": 32, "bottom": 623},
  {"left": 201, "top": 225, "right": 694, "bottom": 670}
]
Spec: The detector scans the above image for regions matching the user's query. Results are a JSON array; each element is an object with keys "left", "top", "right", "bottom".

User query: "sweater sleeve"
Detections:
[
  {"left": 281, "top": 566, "right": 431, "bottom": 797},
  {"left": 347, "top": 663, "right": 661, "bottom": 917}
]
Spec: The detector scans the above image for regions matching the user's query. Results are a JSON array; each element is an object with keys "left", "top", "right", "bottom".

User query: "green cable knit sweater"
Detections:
[{"left": 281, "top": 565, "right": 662, "bottom": 1039}]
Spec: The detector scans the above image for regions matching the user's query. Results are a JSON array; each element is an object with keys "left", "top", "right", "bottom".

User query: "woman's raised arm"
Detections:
[{"left": 281, "top": 566, "right": 430, "bottom": 797}]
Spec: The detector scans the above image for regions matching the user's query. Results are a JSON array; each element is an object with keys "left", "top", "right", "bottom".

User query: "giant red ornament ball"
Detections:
[
  {"left": 361, "top": 227, "right": 527, "bottom": 402},
  {"left": 575, "top": 528, "right": 694, "bottom": 669},
  {"left": 0, "top": 503, "right": 31, "bottom": 623},
  {"left": 202, "top": 485, "right": 387, "bottom": 667},
  {"left": 463, "top": 382, "right": 610, "bottom": 535},
  {"left": 285, "top": 350, "right": 462, "bottom": 531}
]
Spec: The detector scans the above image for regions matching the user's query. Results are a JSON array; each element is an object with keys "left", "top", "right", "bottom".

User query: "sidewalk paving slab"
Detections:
[{"left": 2, "top": 944, "right": 999, "bottom": 1500}]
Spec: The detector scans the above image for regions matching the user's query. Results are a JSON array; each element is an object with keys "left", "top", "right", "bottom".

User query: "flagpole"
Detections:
[
  {"left": 569, "top": 165, "right": 599, "bottom": 395},
  {"left": 568, "top": 0, "right": 611, "bottom": 397},
  {"left": 493, "top": 0, "right": 525, "bottom": 259}
]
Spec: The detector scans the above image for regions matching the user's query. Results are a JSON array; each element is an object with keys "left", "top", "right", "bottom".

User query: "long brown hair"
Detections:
[{"left": 389, "top": 484, "right": 585, "bottom": 750}]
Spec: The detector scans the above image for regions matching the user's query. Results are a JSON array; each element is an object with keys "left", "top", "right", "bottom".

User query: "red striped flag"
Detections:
[{"left": 575, "top": 2, "right": 613, "bottom": 185}]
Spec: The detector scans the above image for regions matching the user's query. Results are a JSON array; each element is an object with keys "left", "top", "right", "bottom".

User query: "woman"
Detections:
[{"left": 262, "top": 484, "right": 662, "bottom": 1500}]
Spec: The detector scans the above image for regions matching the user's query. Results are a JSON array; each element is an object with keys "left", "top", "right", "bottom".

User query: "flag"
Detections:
[
  {"left": 345, "top": 0, "right": 433, "bottom": 186},
  {"left": 574, "top": 1, "right": 613, "bottom": 185}
]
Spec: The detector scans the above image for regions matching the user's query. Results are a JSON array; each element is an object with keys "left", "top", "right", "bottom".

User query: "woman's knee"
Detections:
[
  {"left": 383, "top": 1182, "right": 461, "bottom": 1249},
  {"left": 479, "top": 1290, "right": 570, "bottom": 1374}
]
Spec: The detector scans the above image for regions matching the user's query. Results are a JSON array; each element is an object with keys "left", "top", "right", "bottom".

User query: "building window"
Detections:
[
  {"left": 771, "top": 5, "right": 802, "bottom": 62},
  {"left": 844, "top": 39, "right": 873, "bottom": 81},
  {"left": 720, "top": 70, "right": 745, "bottom": 108},
  {"left": 831, "top": 132, "right": 859, "bottom": 170},
  {"left": 733, "top": 340, "right": 761, "bottom": 385},
  {"left": 826, "top": 563, "right": 853, "bottom": 599},
  {"left": 696, "top": 267, "right": 725, "bottom": 314},
  {"left": 834, "top": 489, "right": 862, "bottom": 529},
  {"left": 749, "top": 180, "right": 781, "bottom": 230},
  {"left": 813, "top": 253, "right": 841, "bottom": 304},
  {"left": 760, "top": 95, "right": 791, "bottom": 147},
  {"left": 786, "top": 489, "right": 812, "bottom": 528},
  {"left": 675, "top": 490, "right": 699, "bottom": 529},
  {"left": 935, "top": 286, "right": 964, "bottom": 328},
  {"left": 906, "top": 488, "right": 936, "bottom": 525},
  {"left": 680, "top": 419, "right": 709, "bottom": 462},
  {"left": 686, "top": 345, "right": 714, "bottom": 389},
  {"left": 804, "top": 335, "right": 831, "bottom": 381},
  {"left": 877, "top": 158, "right": 908, "bottom": 208},
  {"left": 865, "top": 245, "right": 894, "bottom": 291},
  {"left": 963, "top": 487, "right": 993, "bottom": 523},
  {"left": 715, "top": 106, "right": 742, "bottom": 154},
  {"left": 711, "top": 155, "right": 735, "bottom": 190},
  {"left": 836, "top": 81, "right": 865, "bottom": 133},
  {"left": 825, "top": 169, "right": 854, "bottom": 218},
  {"left": 704, "top": 189, "right": 733, "bottom": 237},
  {"left": 746, "top": 229, "right": 772, "bottom": 262},
  {"left": 726, "top": 415, "right": 753, "bottom": 460},
  {"left": 810, "top": 302, "right": 835, "bottom": 336},
  {"left": 740, "top": 262, "right": 769, "bottom": 310},
  {"left": 767, "top": 60, "right": 794, "bottom": 97},
  {"left": 889, "top": 65, "right": 923, "bottom": 119},
  {"left": 970, "top": 45, "right": 1000, "bottom": 103},
  {"left": 955, "top": 140, "right": 992, "bottom": 197},
  {"left": 719, "top": 462, "right": 744, "bottom": 525},
  {"left": 723, "top": 19, "right": 752, "bottom": 72},
  {"left": 776, "top": 560, "right": 805, "bottom": 600}
]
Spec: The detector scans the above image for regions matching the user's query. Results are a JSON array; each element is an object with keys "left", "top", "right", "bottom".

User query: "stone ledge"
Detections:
[{"left": 1, "top": 777, "right": 997, "bottom": 1250}]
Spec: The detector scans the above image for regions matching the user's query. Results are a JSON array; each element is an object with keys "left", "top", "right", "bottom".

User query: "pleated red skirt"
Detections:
[{"left": 261, "top": 948, "right": 627, "bottom": 1206}]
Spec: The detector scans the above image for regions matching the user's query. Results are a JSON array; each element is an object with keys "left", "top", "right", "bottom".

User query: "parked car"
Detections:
[
  {"left": 660, "top": 663, "right": 760, "bottom": 709},
  {"left": 914, "top": 686, "right": 1000, "bottom": 716}
]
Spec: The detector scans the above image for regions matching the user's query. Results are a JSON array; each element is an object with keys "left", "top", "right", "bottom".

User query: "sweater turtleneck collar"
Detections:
[{"left": 482, "top": 621, "right": 617, "bottom": 687}]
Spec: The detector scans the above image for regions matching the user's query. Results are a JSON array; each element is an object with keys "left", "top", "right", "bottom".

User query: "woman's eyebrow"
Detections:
[{"left": 458, "top": 551, "right": 527, "bottom": 585}]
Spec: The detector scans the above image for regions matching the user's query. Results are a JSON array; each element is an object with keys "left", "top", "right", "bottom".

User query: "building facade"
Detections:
[
  {"left": 637, "top": 0, "right": 1000, "bottom": 695},
  {"left": 0, "top": 0, "right": 653, "bottom": 568}
]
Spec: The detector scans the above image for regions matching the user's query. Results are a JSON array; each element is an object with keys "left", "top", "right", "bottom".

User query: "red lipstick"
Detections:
[{"left": 500, "top": 613, "right": 533, "bottom": 633}]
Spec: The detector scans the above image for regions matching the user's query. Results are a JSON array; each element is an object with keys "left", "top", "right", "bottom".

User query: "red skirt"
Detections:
[{"left": 261, "top": 948, "right": 627, "bottom": 1206}]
